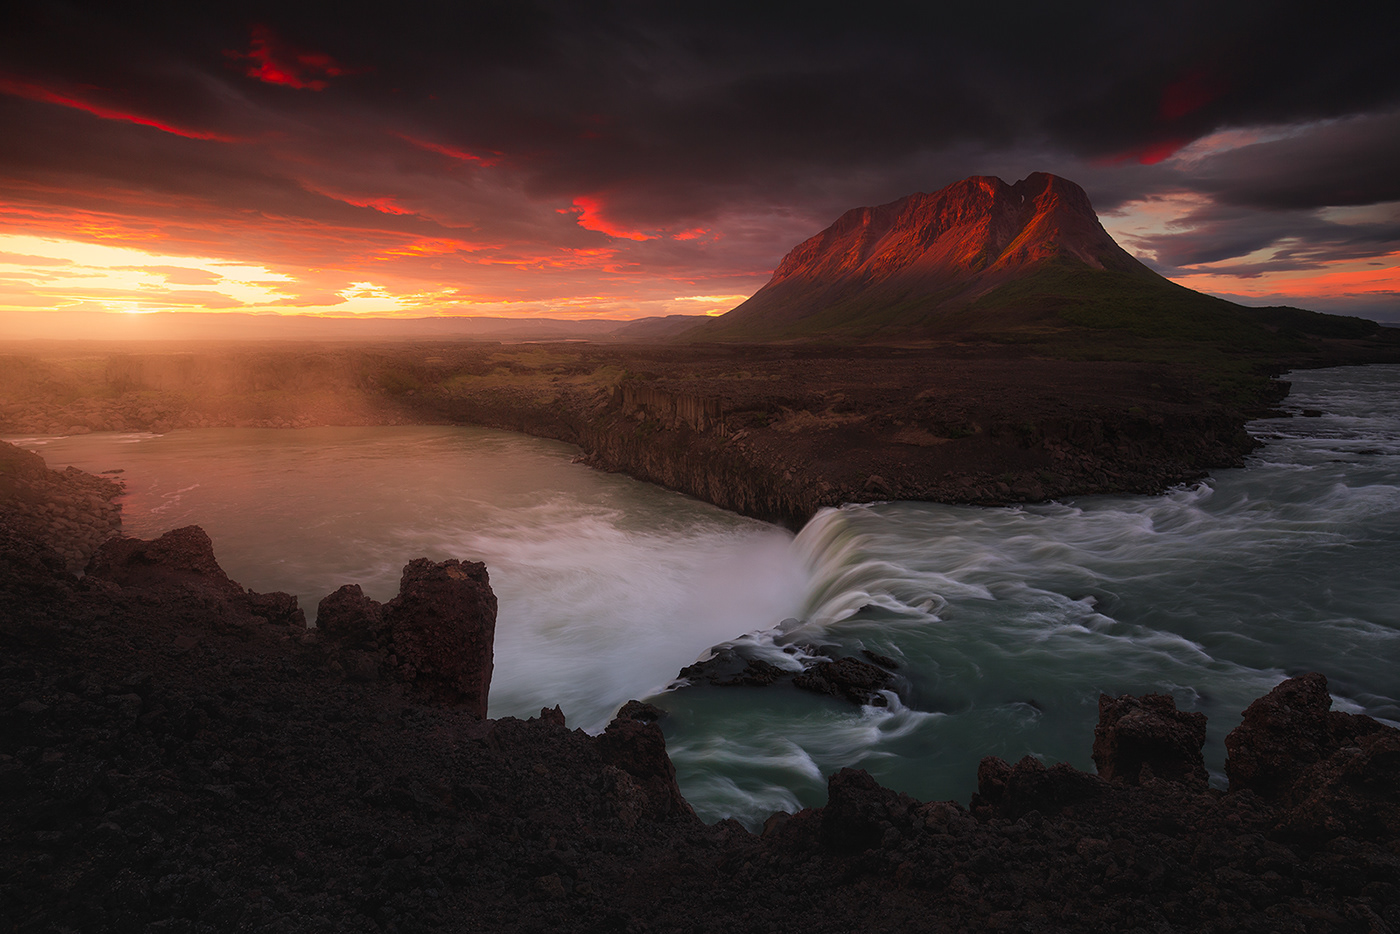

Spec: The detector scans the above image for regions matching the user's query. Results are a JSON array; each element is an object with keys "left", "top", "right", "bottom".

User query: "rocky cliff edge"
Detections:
[{"left": 3, "top": 475, "right": 1399, "bottom": 931}]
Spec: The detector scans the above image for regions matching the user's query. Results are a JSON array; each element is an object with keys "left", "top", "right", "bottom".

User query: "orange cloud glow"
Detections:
[
  {"left": 568, "top": 197, "right": 656, "bottom": 241},
  {"left": 310, "top": 189, "right": 417, "bottom": 216},
  {"left": 1175, "top": 251, "right": 1400, "bottom": 300},
  {"left": 372, "top": 238, "right": 493, "bottom": 260}
]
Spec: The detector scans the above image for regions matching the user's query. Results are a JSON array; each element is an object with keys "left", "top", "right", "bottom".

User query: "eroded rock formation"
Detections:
[
  {"left": 5, "top": 453, "right": 1400, "bottom": 932},
  {"left": 317, "top": 559, "right": 497, "bottom": 715},
  {"left": 1226, "top": 672, "right": 1400, "bottom": 842},
  {"left": 87, "top": 526, "right": 307, "bottom": 631},
  {"left": 1092, "top": 691, "right": 1209, "bottom": 787}
]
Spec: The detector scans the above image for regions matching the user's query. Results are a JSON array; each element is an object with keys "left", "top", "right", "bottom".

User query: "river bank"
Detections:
[{"left": 7, "top": 334, "right": 1400, "bottom": 526}]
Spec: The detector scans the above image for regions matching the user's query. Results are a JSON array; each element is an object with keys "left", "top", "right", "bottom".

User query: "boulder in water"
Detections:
[
  {"left": 677, "top": 646, "right": 790, "bottom": 687},
  {"left": 793, "top": 655, "right": 896, "bottom": 706}
]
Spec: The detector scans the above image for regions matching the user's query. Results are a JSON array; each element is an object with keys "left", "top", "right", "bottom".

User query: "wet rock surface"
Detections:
[
  {"left": 676, "top": 641, "right": 902, "bottom": 707},
  {"left": 3, "top": 458, "right": 1400, "bottom": 932}
]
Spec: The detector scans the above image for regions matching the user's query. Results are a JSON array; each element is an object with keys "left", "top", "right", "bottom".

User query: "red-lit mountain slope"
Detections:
[{"left": 686, "top": 173, "right": 1244, "bottom": 343}]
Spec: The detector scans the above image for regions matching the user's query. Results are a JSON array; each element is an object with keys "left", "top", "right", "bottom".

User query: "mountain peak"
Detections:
[
  {"left": 694, "top": 173, "right": 1161, "bottom": 341},
  {"left": 770, "top": 172, "right": 1139, "bottom": 287}
]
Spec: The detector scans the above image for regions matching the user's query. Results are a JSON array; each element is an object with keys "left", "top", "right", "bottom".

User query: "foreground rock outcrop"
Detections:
[
  {"left": 1225, "top": 672, "right": 1400, "bottom": 843},
  {"left": 318, "top": 559, "right": 497, "bottom": 715},
  {"left": 0, "top": 440, "right": 122, "bottom": 572},
  {"left": 3, "top": 465, "right": 1399, "bottom": 932}
]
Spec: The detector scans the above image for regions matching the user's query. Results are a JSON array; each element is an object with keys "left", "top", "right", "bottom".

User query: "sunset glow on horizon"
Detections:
[{"left": 1, "top": 6, "right": 1395, "bottom": 333}]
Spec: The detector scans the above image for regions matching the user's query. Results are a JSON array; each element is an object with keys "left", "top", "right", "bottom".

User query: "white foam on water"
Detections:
[
  {"left": 660, "top": 366, "right": 1400, "bottom": 824},
  {"left": 14, "top": 365, "right": 1400, "bottom": 827}
]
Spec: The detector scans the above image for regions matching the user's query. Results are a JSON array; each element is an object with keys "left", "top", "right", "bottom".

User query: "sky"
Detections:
[{"left": 2, "top": 0, "right": 1398, "bottom": 329}]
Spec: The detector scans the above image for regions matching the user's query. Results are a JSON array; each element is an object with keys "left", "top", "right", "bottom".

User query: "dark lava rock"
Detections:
[
  {"left": 1093, "top": 691, "right": 1208, "bottom": 787},
  {"left": 383, "top": 558, "right": 496, "bottom": 715},
  {"left": 87, "top": 525, "right": 305, "bottom": 629},
  {"left": 677, "top": 645, "right": 901, "bottom": 707},
  {"left": 614, "top": 699, "right": 666, "bottom": 723},
  {"left": 246, "top": 589, "right": 307, "bottom": 628},
  {"left": 1225, "top": 672, "right": 1399, "bottom": 842},
  {"left": 1225, "top": 672, "right": 1379, "bottom": 798},
  {"left": 87, "top": 525, "right": 244, "bottom": 599},
  {"left": 860, "top": 648, "right": 900, "bottom": 669},
  {"left": 793, "top": 655, "right": 895, "bottom": 706},
  {"left": 677, "top": 646, "right": 790, "bottom": 687},
  {"left": 8, "top": 454, "right": 1400, "bottom": 933},
  {"left": 597, "top": 710, "right": 697, "bottom": 824},
  {"left": 820, "top": 767, "right": 916, "bottom": 851},
  {"left": 316, "top": 582, "right": 386, "bottom": 648},
  {"left": 972, "top": 754, "right": 1106, "bottom": 819},
  {"left": 317, "top": 562, "right": 496, "bottom": 713}
]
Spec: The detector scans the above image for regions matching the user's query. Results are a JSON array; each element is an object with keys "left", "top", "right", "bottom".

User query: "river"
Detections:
[{"left": 11, "top": 364, "right": 1399, "bottom": 826}]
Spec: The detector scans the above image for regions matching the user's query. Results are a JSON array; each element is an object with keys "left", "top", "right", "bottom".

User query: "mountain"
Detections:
[{"left": 683, "top": 172, "right": 1313, "bottom": 345}]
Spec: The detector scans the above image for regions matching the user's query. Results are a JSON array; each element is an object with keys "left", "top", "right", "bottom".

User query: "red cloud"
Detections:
[
  {"left": 568, "top": 196, "right": 655, "bottom": 241},
  {"left": 303, "top": 184, "right": 416, "bottom": 216},
  {"left": 0, "top": 76, "right": 234, "bottom": 141},
  {"left": 398, "top": 134, "right": 501, "bottom": 167},
  {"left": 234, "top": 26, "right": 345, "bottom": 91},
  {"left": 1097, "top": 136, "right": 1192, "bottom": 167}
]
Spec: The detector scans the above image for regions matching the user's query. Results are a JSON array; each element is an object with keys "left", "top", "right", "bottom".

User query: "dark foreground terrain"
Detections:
[{"left": 3, "top": 451, "right": 1399, "bottom": 933}]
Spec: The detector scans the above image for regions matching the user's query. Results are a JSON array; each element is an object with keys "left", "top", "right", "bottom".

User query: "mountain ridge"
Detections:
[{"left": 686, "top": 173, "right": 1232, "bottom": 343}]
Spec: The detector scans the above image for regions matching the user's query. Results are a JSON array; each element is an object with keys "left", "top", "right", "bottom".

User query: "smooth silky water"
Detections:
[{"left": 13, "top": 365, "right": 1400, "bottom": 827}]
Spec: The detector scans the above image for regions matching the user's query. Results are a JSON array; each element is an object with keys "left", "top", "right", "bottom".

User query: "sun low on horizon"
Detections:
[{"left": 1, "top": 5, "right": 1397, "bottom": 335}]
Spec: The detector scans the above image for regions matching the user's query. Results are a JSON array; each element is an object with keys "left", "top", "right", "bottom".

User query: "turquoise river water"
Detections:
[{"left": 11, "top": 365, "right": 1399, "bottom": 827}]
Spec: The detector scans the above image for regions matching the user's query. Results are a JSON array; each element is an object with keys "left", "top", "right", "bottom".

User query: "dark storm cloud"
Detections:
[
  {"left": 1125, "top": 200, "right": 1400, "bottom": 275},
  {"left": 1189, "top": 110, "right": 1400, "bottom": 210},
  {"left": 2, "top": 0, "right": 1398, "bottom": 315},
  {"left": 7, "top": 0, "right": 1398, "bottom": 214}
]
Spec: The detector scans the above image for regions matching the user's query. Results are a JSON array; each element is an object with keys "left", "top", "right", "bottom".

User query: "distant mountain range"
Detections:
[
  {"left": 0, "top": 311, "right": 707, "bottom": 343},
  {"left": 683, "top": 173, "right": 1381, "bottom": 345}
]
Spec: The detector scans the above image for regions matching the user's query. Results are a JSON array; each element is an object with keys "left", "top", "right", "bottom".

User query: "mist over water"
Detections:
[
  {"left": 13, "top": 426, "right": 804, "bottom": 731},
  {"left": 14, "top": 365, "right": 1400, "bottom": 827}
]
